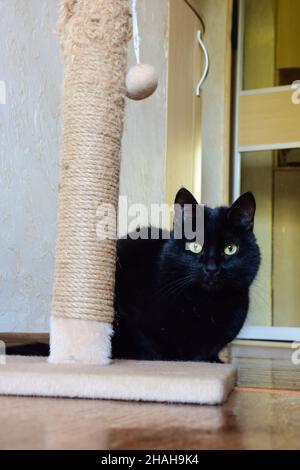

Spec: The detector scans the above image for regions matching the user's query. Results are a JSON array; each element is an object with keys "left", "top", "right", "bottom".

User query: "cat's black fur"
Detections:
[
  {"left": 112, "top": 189, "right": 260, "bottom": 362},
  {"left": 7, "top": 189, "right": 260, "bottom": 362}
]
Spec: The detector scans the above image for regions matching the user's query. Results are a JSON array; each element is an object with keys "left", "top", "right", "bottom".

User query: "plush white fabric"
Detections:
[
  {"left": 49, "top": 317, "right": 113, "bottom": 365},
  {"left": 0, "top": 357, "right": 236, "bottom": 404}
]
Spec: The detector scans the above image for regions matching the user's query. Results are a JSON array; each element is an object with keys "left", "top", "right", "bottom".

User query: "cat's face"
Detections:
[{"left": 161, "top": 188, "right": 261, "bottom": 292}]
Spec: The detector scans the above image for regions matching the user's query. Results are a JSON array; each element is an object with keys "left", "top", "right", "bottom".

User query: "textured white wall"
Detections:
[
  {"left": 0, "top": 0, "right": 169, "bottom": 332},
  {"left": 0, "top": 0, "right": 62, "bottom": 332},
  {"left": 120, "top": 0, "right": 168, "bottom": 211}
]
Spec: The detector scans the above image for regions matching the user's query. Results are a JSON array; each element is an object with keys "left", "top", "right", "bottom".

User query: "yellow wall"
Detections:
[
  {"left": 243, "top": 0, "right": 275, "bottom": 90},
  {"left": 241, "top": 153, "right": 273, "bottom": 326}
]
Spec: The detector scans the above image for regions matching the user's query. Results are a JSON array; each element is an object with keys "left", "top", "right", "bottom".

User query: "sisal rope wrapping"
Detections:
[{"left": 52, "top": 0, "right": 131, "bottom": 323}]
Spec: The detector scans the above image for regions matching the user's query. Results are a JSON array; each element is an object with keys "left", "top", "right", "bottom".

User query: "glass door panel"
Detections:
[
  {"left": 243, "top": 0, "right": 300, "bottom": 90},
  {"left": 234, "top": 0, "right": 300, "bottom": 338},
  {"left": 241, "top": 150, "right": 300, "bottom": 329}
]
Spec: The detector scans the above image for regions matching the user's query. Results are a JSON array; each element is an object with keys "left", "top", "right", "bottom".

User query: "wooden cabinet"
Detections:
[
  {"left": 276, "top": 0, "right": 300, "bottom": 84},
  {"left": 273, "top": 170, "right": 300, "bottom": 327},
  {"left": 276, "top": 0, "right": 300, "bottom": 70}
]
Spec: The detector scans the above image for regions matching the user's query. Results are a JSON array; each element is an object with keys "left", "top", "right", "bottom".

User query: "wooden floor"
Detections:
[
  {"left": 0, "top": 341, "right": 299, "bottom": 450},
  {"left": 0, "top": 389, "right": 300, "bottom": 450},
  {"left": 231, "top": 342, "right": 300, "bottom": 391}
]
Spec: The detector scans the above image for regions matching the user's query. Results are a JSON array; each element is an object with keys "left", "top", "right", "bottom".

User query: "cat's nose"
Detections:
[{"left": 205, "top": 260, "right": 219, "bottom": 274}]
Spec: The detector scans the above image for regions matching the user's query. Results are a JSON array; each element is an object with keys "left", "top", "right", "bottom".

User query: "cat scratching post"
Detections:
[
  {"left": 0, "top": 0, "right": 237, "bottom": 405},
  {"left": 49, "top": 0, "right": 131, "bottom": 365}
]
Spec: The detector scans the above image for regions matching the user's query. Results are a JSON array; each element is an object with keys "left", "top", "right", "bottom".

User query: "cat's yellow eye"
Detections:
[
  {"left": 185, "top": 242, "right": 203, "bottom": 254},
  {"left": 224, "top": 244, "right": 238, "bottom": 256}
]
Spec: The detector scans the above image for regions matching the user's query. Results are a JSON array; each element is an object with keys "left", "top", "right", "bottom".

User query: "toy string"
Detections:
[{"left": 131, "top": 0, "right": 141, "bottom": 64}]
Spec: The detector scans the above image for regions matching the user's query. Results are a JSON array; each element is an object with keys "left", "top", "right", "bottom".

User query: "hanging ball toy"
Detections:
[
  {"left": 126, "top": 63, "right": 158, "bottom": 101},
  {"left": 126, "top": 0, "right": 158, "bottom": 101}
]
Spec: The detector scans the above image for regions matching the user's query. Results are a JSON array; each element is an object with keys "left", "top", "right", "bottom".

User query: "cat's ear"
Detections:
[
  {"left": 228, "top": 192, "right": 256, "bottom": 231},
  {"left": 174, "top": 188, "right": 198, "bottom": 207}
]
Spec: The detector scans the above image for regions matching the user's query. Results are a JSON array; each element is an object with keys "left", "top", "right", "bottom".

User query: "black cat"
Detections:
[
  {"left": 7, "top": 188, "right": 260, "bottom": 362},
  {"left": 112, "top": 188, "right": 260, "bottom": 362}
]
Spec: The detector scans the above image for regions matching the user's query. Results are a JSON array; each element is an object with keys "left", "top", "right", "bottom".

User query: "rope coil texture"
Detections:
[{"left": 52, "top": 0, "right": 131, "bottom": 323}]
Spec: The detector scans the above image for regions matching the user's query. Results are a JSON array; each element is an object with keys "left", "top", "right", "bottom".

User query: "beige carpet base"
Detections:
[{"left": 0, "top": 357, "right": 236, "bottom": 405}]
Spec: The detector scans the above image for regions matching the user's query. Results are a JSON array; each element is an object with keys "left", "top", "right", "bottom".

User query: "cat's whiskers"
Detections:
[
  {"left": 154, "top": 274, "right": 198, "bottom": 301},
  {"left": 155, "top": 274, "right": 194, "bottom": 295}
]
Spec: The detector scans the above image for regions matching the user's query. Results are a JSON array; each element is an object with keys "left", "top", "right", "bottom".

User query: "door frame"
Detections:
[{"left": 233, "top": 0, "right": 300, "bottom": 342}]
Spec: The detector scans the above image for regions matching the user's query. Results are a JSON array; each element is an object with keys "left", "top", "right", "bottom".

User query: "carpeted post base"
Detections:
[
  {"left": 49, "top": 317, "right": 113, "bottom": 365},
  {"left": 0, "top": 357, "right": 236, "bottom": 404}
]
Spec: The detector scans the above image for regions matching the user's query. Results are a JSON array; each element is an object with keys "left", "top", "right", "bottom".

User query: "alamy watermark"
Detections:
[
  {"left": 0, "top": 80, "right": 6, "bottom": 105},
  {"left": 0, "top": 341, "right": 6, "bottom": 365},
  {"left": 96, "top": 196, "right": 204, "bottom": 244},
  {"left": 291, "top": 81, "right": 300, "bottom": 105},
  {"left": 291, "top": 342, "right": 300, "bottom": 365}
]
